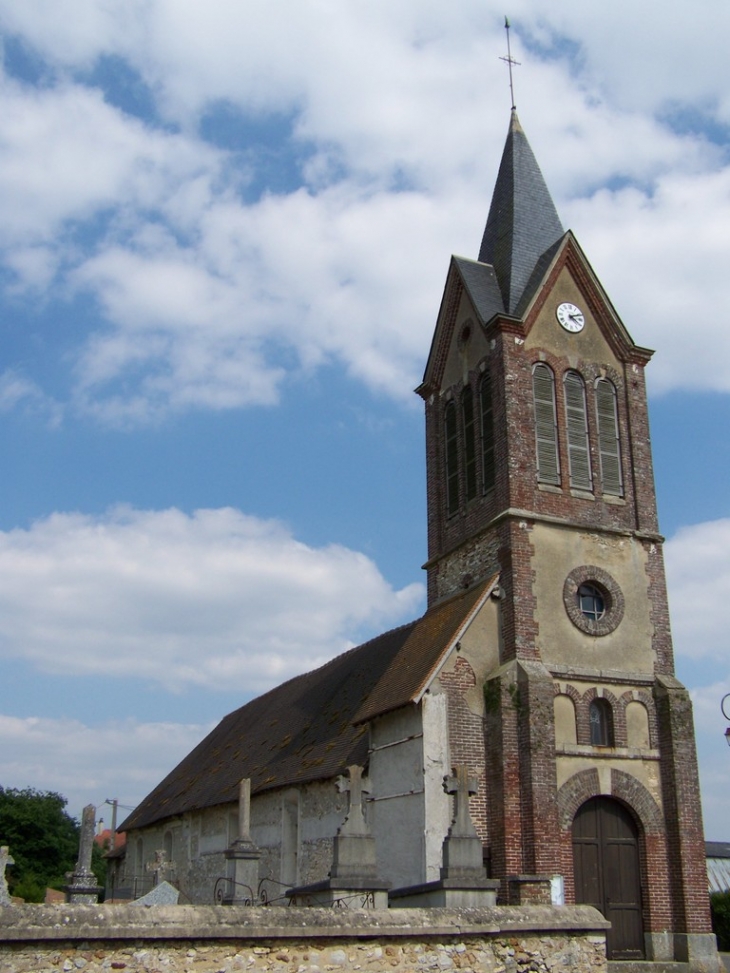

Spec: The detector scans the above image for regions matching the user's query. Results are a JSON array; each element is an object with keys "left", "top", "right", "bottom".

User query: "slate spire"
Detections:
[{"left": 478, "top": 110, "right": 564, "bottom": 315}]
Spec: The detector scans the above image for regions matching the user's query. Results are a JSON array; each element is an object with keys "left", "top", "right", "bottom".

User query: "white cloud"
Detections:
[
  {"left": 665, "top": 519, "right": 730, "bottom": 663},
  {"left": 0, "top": 506, "right": 424, "bottom": 693},
  {"left": 0, "top": 714, "right": 212, "bottom": 820},
  {"left": 0, "top": 2, "right": 729, "bottom": 420}
]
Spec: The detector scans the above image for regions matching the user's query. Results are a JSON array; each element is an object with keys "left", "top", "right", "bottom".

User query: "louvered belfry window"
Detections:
[
  {"left": 564, "top": 371, "right": 592, "bottom": 491},
  {"left": 532, "top": 363, "right": 560, "bottom": 485},
  {"left": 595, "top": 378, "right": 623, "bottom": 496},
  {"left": 480, "top": 373, "right": 495, "bottom": 493},
  {"left": 445, "top": 400, "right": 459, "bottom": 516},
  {"left": 462, "top": 387, "right": 477, "bottom": 501}
]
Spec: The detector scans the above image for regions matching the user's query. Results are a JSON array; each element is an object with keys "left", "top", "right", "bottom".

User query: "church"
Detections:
[{"left": 119, "top": 110, "right": 715, "bottom": 967}]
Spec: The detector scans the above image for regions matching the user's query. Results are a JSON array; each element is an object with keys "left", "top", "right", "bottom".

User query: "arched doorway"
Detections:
[{"left": 572, "top": 796, "right": 644, "bottom": 960}]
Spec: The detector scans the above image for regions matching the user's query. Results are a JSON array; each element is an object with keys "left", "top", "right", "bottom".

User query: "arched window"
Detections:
[
  {"left": 589, "top": 698, "right": 614, "bottom": 747},
  {"left": 554, "top": 693, "right": 577, "bottom": 746},
  {"left": 595, "top": 379, "right": 623, "bottom": 496},
  {"left": 444, "top": 400, "right": 459, "bottom": 516},
  {"left": 462, "top": 387, "right": 477, "bottom": 501},
  {"left": 564, "top": 371, "right": 592, "bottom": 491},
  {"left": 532, "top": 363, "right": 560, "bottom": 485},
  {"left": 626, "top": 700, "right": 651, "bottom": 749},
  {"left": 480, "top": 372, "right": 495, "bottom": 493}
]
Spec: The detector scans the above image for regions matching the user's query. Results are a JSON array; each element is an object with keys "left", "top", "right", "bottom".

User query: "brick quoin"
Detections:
[{"left": 439, "top": 658, "right": 489, "bottom": 843}]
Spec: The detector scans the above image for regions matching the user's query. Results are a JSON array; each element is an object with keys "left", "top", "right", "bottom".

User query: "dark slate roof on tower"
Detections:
[{"left": 478, "top": 111, "right": 564, "bottom": 315}]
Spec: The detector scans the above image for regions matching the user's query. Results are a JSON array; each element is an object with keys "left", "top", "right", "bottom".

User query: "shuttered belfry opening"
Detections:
[
  {"left": 445, "top": 400, "right": 459, "bottom": 515},
  {"left": 573, "top": 797, "right": 644, "bottom": 960},
  {"left": 480, "top": 372, "right": 495, "bottom": 492},
  {"left": 595, "top": 378, "right": 623, "bottom": 495},
  {"left": 463, "top": 387, "right": 477, "bottom": 501},
  {"left": 532, "top": 363, "right": 560, "bottom": 484},
  {"left": 564, "top": 371, "right": 592, "bottom": 490}
]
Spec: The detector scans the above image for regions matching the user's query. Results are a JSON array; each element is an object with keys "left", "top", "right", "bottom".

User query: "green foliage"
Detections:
[
  {"left": 711, "top": 890, "right": 730, "bottom": 952},
  {"left": 0, "top": 787, "right": 80, "bottom": 902},
  {"left": 483, "top": 679, "right": 500, "bottom": 715}
]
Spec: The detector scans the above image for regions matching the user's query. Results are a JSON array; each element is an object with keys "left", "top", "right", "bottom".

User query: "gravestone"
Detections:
[
  {"left": 0, "top": 846, "right": 14, "bottom": 905},
  {"left": 66, "top": 805, "right": 102, "bottom": 904},
  {"left": 389, "top": 764, "right": 499, "bottom": 908},
  {"left": 222, "top": 778, "right": 261, "bottom": 904},
  {"left": 146, "top": 850, "right": 174, "bottom": 888},
  {"left": 287, "top": 765, "right": 390, "bottom": 908},
  {"left": 131, "top": 880, "right": 180, "bottom": 906},
  {"left": 441, "top": 765, "right": 486, "bottom": 880}
]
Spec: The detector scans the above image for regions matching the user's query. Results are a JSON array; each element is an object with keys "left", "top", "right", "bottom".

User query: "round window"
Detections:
[
  {"left": 563, "top": 566, "right": 624, "bottom": 636},
  {"left": 577, "top": 583, "right": 605, "bottom": 621}
]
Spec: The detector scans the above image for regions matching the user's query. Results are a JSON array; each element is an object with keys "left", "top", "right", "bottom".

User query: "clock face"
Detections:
[{"left": 556, "top": 302, "right": 585, "bottom": 333}]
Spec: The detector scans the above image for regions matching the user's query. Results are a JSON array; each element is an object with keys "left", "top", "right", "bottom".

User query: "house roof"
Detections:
[
  {"left": 478, "top": 111, "right": 564, "bottom": 315},
  {"left": 120, "top": 579, "right": 496, "bottom": 833},
  {"left": 707, "top": 842, "right": 730, "bottom": 893}
]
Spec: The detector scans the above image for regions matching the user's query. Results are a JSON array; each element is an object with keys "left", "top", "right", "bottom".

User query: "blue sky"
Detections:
[{"left": 0, "top": 1, "right": 729, "bottom": 840}]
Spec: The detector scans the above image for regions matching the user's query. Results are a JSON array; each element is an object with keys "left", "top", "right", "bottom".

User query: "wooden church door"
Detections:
[{"left": 572, "top": 797, "right": 644, "bottom": 960}]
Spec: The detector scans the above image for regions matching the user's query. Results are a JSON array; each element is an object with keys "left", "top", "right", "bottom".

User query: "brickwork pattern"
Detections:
[
  {"left": 654, "top": 682, "right": 713, "bottom": 935},
  {"left": 438, "top": 657, "right": 488, "bottom": 844},
  {"left": 554, "top": 767, "right": 672, "bottom": 934},
  {"left": 425, "top": 310, "right": 660, "bottom": 606},
  {"left": 553, "top": 682, "right": 658, "bottom": 751}
]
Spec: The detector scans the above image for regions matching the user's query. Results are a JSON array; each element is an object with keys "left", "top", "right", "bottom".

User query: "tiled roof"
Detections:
[
  {"left": 478, "top": 111, "right": 564, "bottom": 315},
  {"left": 120, "top": 622, "right": 416, "bottom": 832},
  {"left": 120, "top": 579, "right": 497, "bottom": 833},
  {"left": 354, "top": 577, "right": 497, "bottom": 724}
]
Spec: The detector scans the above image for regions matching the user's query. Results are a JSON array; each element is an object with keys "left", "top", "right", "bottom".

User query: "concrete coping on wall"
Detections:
[{"left": 0, "top": 903, "right": 609, "bottom": 943}]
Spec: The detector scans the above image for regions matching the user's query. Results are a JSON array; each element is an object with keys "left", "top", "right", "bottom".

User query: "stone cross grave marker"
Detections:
[
  {"left": 0, "top": 846, "right": 14, "bottom": 905},
  {"left": 237, "top": 777, "right": 252, "bottom": 842},
  {"left": 146, "top": 849, "right": 173, "bottom": 887},
  {"left": 443, "top": 765, "right": 479, "bottom": 838},
  {"left": 66, "top": 805, "right": 102, "bottom": 903},
  {"left": 336, "top": 764, "right": 371, "bottom": 836}
]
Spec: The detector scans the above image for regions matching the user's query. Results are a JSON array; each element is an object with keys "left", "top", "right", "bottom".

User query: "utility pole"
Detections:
[{"left": 105, "top": 798, "right": 119, "bottom": 850}]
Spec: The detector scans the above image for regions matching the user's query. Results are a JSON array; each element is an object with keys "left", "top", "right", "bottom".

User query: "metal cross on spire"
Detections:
[{"left": 499, "top": 16, "right": 520, "bottom": 111}]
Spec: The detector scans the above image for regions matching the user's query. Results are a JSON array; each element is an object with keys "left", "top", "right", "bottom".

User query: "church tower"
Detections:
[{"left": 417, "top": 111, "right": 715, "bottom": 967}]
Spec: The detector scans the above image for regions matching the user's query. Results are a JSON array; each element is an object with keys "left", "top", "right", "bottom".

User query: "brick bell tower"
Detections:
[{"left": 417, "top": 111, "right": 716, "bottom": 969}]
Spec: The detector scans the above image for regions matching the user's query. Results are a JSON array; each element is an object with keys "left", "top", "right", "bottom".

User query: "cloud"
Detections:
[
  {"left": 0, "top": 714, "right": 212, "bottom": 820},
  {"left": 0, "top": 506, "right": 424, "bottom": 693},
  {"left": 0, "top": 3, "right": 729, "bottom": 422},
  {"left": 665, "top": 519, "right": 730, "bottom": 663}
]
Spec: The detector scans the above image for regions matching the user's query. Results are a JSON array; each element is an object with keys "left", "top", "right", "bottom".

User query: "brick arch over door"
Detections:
[{"left": 556, "top": 768, "right": 672, "bottom": 934}]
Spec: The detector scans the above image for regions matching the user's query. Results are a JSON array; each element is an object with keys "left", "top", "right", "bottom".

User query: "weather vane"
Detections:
[{"left": 499, "top": 16, "right": 520, "bottom": 111}]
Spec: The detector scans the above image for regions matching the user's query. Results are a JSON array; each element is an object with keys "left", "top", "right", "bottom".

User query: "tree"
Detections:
[
  {"left": 711, "top": 890, "right": 730, "bottom": 952},
  {"left": 0, "top": 787, "right": 79, "bottom": 902}
]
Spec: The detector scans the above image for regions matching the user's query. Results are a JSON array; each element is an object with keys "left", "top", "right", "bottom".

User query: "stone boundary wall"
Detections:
[{"left": 0, "top": 904, "right": 607, "bottom": 973}]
